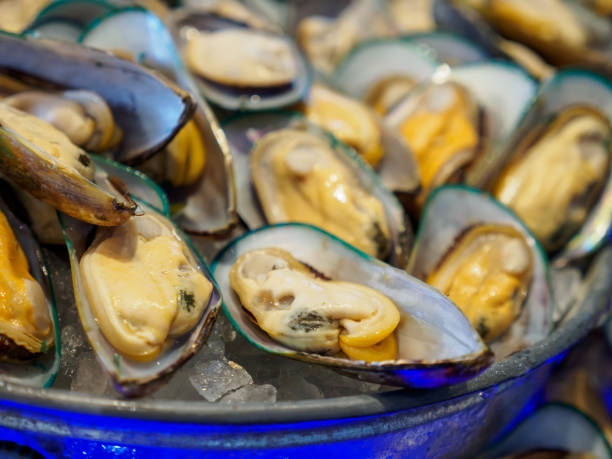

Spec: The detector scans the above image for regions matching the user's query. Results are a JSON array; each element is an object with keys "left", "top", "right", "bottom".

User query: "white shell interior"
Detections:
[{"left": 334, "top": 39, "right": 439, "bottom": 99}]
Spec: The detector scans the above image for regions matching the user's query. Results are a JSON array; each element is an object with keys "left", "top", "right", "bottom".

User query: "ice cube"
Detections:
[
  {"left": 70, "top": 352, "right": 111, "bottom": 395},
  {"left": 189, "top": 359, "right": 253, "bottom": 401},
  {"left": 219, "top": 384, "right": 277, "bottom": 404}
]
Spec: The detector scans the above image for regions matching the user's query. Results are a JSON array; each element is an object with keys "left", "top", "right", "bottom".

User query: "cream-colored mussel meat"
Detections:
[
  {"left": 427, "top": 224, "right": 533, "bottom": 342},
  {"left": 0, "top": 208, "right": 52, "bottom": 361},
  {"left": 230, "top": 248, "right": 400, "bottom": 361},
  {"left": 387, "top": 81, "right": 480, "bottom": 207},
  {"left": 494, "top": 106, "right": 611, "bottom": 251},
  {"left": 304, "top": 84, "right": 384, "bottom": 167},
  {"left": 79, "top": 213, "right": 213, "bottom": 361},
  {"left": 251, "top": 129, "right": 390, "bottom": 258},
  {"left": 186, "top": 28, "right": 298, "bottom": 88}
]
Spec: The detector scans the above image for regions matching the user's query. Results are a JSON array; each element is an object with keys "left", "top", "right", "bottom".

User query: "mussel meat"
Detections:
[
  {"left": 251, "top": 128, "right": 391, "bottom": 259},
  {"left": 493, "top": 106, "right": 611, "bottom": 252}
]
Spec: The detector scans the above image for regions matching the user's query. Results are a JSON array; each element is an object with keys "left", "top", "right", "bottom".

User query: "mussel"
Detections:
[
  {"left": 212, "top": 223, "right": 493, "bottom": 388},
  {"left": 61, "top": 202, "right": 222, "bottom": 396},
  {"left": 383, "top": 61, "right": 537, "bottom": 209},
  {"left": 222, "top": 112, "right": 412, "bottom": 268},
  {"left": 0, "top": 102, "right": 136, "bottom": 225},
  {"left": 409, "top": 186, "right": 552, "bottom": 358},
  {"left": 171, "top": 7, "right": 311, "bottom": 110},
  {"left": 302, "top": 83, "right": 421, "bottom": 195},
  {"left": 3, "top": 89, "right": 122, "bottom": 153},
  {"left": 0, "top": 193, "right": 59, "bottom": 388},
  {"left": 297, "top": 0, "right": 435, "bottom": 75},
  {"left": 493, "top": 106, "right": 610, "bottom": 253},
  {"left": 333, "top": 38, "right": 438, "bottom": 101},
  {"left": 478, "top": 70, "right": 612, "bottom": 265}
]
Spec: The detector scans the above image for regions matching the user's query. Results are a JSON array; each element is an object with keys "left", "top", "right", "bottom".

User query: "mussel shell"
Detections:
[
  {"left": 478, "top": 70, "right": 612, "bottom": 266},
  {"left": 221, "top": 111, "right": 413, "bottom": 269},
  {"left": 405, "top": 31, "right": 492, "bottom": 66},
  {"left": 0, "top": 194, "right": 60, "bottom": 388},
  {"left": 0, "top": 31, "right": 195, "bottom": 164},
  {"left": 79, "top": 7, "right": 238, "bottom": 235},
  {"left": 408, "top": 185, "right": 553, "bottom": 359},
  {"left": 212, "top": 223, "right": 493, "bottom": 388},
  {"left": 434, "top": 0, "right": 612, "bottom": 78},
  {"left": 333, "top": 38, "right": 439, "bottom": 100},
  {"left": 170, "top": 8, "right": 312, "bottom": 111},
  {"left": 60, "top": 201, "right": 222, "bottom": 396}
]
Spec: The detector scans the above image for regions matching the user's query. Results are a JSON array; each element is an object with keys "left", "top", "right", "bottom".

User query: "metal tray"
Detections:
[{"left": 0, "top": 242, "right": 609, "bottom": 458}]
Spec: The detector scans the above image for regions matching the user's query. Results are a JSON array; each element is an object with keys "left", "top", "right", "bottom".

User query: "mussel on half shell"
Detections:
[
  {"left": 212, "top": 223, "right": 493, "bottom": 388},
  {"left": 409, "top": 185, "right": 553, "bottom": 359}
]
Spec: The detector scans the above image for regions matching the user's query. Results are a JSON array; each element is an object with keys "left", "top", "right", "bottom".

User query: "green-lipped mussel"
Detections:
[
  {"left": 409, "top": 186, "right": 553, "bottom": 359},
  {"left": 213, "top": 223, "right": 493, "bottom": 388},
  {"left": 61, "top": 202, "right": 222, "bottom": 396}
]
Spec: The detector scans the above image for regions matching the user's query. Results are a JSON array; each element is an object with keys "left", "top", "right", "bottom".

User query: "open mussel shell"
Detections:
[
  {"left": 60, "top": 201, "right": 222, "bottom": 396},
  {"left": 170, "top": 7, "right": 312, "bottom": 111},
  {"left": 221, "top": 110, "right": 413, "bottom": 269},
  {"left": 483, "top": 403, "right": 612, "bottom": 459},
  {"left": 461, "top": 0, "right": 612, "bottom": 75},
  {"left": 79, "top": 7, "right": 238, "bottom": 235},
  {"left": 0, "top": 194, "right": 60, "bottom": 388},
  {"left": 0, "top": 31, "right": 195, "bottom": 164},
  {"left": 383, "top": 61, "right": 537, "bottom": 206},
  {"left": 479, "top": 70, "right": 612, "bottom": 266},
  {"left": 333, "top": 38, "right": 439, "bottom": 101},
  {"left": 212, "top": 223, "right": 493, "bottom": 388},
  {"left": 408, "top": 185, "right": 553, "bottom": 359},
  {"left": 432, "top": 0, "right": 556, "bottom": 81}
]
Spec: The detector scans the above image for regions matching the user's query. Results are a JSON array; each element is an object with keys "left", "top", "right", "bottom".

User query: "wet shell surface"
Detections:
[
  {"left": 212, "top": 223, "right": 493, "bottom": 388},
  {"left": 61, "top": 202, "right": 222, "bottom": 396},
  {"left": 409, "top": 185, "right": 553, "bottom": 359},
  {"left": 0, "top": 193, "right": 60, "bottom": 388},
  {"left": 222, "top": 111, "right": 412, "bottom": 269}
]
